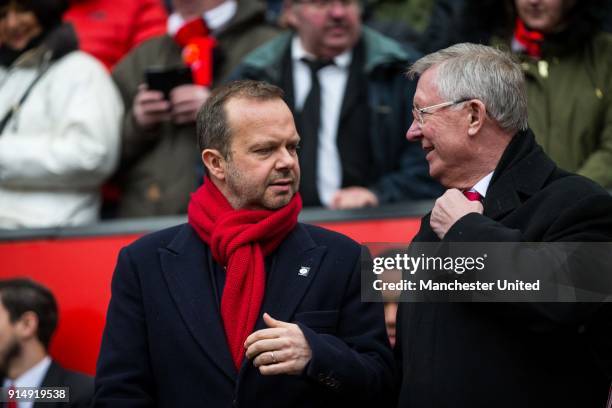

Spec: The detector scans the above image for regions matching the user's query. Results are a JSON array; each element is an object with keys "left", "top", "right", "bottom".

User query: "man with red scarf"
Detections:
[{"left": 94, "top": 80, "right": 395, "bottom": 408}]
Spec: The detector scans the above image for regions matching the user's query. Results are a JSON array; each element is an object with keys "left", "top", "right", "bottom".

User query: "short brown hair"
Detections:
[
  {"left": 196, "top": 80, "right": 285, "bottom": 158},
  {"left": 0, "top": 278, "right": 58, "bottom": 349}
]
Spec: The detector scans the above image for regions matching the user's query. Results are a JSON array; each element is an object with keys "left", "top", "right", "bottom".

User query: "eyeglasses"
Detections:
[
  {"left": 295, "top": 0, "right": 358, "bottom": 9},
  {"left": 412, "top": 99, "right": 470, "bottom": 126}
]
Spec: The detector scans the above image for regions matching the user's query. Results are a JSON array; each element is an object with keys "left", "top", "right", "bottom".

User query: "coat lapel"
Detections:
[
  {"left": 256, "top": 224, "right": 327, "bottom": 328},
  {"left": 485, "top": 130, "right": 557, "bottom": 220},
  {"left": 159, "top": 225, "right": 236, "bottom": 381}
]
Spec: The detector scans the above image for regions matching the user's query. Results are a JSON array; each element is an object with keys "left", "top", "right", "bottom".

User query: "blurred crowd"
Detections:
[{"left": 0, "top": 0, "right": 611, "bottom": 229}]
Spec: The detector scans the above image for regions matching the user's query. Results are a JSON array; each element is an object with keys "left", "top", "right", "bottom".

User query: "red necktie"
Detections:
[
  {"left": 463, "top": 190, "right": 482, "bottom": 202},
  {"left": 7, "top": 384, "right": 17, "bottom": 408}
]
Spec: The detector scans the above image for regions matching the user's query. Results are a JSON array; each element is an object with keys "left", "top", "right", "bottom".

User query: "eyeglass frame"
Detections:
[{"left": 412, "top": 98, "right": 471, "bottom": 126}]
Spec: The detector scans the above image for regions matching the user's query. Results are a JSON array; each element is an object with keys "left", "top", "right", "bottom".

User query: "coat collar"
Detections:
[
  {"left": 159, "top": 223, "right": 327, "bottom": 381},
  {"left": 484, "top": 129, "right": 557, "bottom": 219}
]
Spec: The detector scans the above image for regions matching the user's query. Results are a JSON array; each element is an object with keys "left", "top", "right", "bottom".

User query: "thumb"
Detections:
[{"left": 263, "top": 312, "right": 287, "bottom": 328}]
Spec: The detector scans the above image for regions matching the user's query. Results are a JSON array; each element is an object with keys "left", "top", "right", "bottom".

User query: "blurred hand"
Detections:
[
  {"left": 430, "top": 189, "right": 483, "bottom": 239},
  {"left": 169, "top": 84, "right": 210, "bottom": 125},
  {"left": 331, "top": 187, "right": 379, "bottom": 209},
  {"left": 244, "top": 313, "right": 312, "bottom": 376},
  {"left": 133, "top": 84, "right": 171, "bottom": 129}
]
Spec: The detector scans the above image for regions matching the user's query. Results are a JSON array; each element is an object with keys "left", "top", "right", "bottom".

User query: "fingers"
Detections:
[
  {"left": 133, "top": 85, "right": 171, "bottom": 128},
  {"left": 169, "top": 84, "right": 210, "bottom": 105},
  {"left": 252, "top": 348, "right": 289, "bottom": 368},
  {"left": 244, "top": 327, "right": 282, "bottom": 349},
  {"left": 245, "top": 338, "right": 287, "bottom": 360},
  {"left": 170, "top": 100, "right": 201, "bottom": 125},
  {"left": 263, "top": 313, "right": 290, "bottom": 328},
  {"left": 258, "top": 360, "right": 295, "bottom": 376}
]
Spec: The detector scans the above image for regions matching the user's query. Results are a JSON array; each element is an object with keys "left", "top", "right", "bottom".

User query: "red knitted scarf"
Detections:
[
  {"left": 514, "top": 18, "right": 544, "bottom": 59},
  {"left": 187, "top": 178, "right": 302, "bottom": 370},
  {"left": 173, "top": 17, "right": 216, "bottom": 86}
]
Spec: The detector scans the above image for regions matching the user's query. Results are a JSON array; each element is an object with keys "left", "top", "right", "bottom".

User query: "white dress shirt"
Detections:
[
  {"left": 2, "top": 356, "right": 51, "bottom": 408},
  {"left": 167, "top": 0, "right": 237, "bottom": 35},
  {"left": 291, "top": 36, "right": 352, "bottom": 207},
  {"left": 469, "top": 171, "right": 494, "bottom": 198}
]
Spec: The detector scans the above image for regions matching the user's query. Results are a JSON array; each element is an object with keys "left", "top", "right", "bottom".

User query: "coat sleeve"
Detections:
[
  {"left": 296, "top": 250, "right": 396, "bottom": 404},
  {"left": 0, "top": 54, "right": 122, "bottom": 189},
  {"left": 93, "top": 247, "right": 155, "bottom": 408}
]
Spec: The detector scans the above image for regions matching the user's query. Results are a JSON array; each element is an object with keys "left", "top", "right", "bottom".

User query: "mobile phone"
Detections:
[{"left": 144, "top": 66, "right": 193, "bottom": 98}]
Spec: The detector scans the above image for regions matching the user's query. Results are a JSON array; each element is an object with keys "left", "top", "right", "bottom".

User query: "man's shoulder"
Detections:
[
  {"left": 113, "top": 34, "right": 175, "bottom": 73},
  {"left": 43, "top": 361, "right": 93, "bottom": 405},
  {"left": 362, "top": 27, "right": 420, "bottom": 70},
  {"left": 236, "top": 32, "right": 291, "bottom": 72},
  {"left": 124, "top": 223, "right": 196, "bottom": 255},
  {"left": 543, "top": 169, "right": 611, "bottom": 200},
  {"left": 297, "top": 223, "right": 361, "bottom": 252}
]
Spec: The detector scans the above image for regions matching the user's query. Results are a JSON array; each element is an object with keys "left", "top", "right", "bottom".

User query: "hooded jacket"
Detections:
[{"left": 0, "top": 24, "right": 123, "bottom": 228}]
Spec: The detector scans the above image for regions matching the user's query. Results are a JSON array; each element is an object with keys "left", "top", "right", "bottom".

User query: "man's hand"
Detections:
[
  {"left": 244, "top": 313, "right": 312, "bottom": 376},
  {"left": 330, "top": 187, "right": 379, "bottom": 209},
  {"left": 430, "top": 189, "right": 483, "bottom": 239},
  {"left": 133, "top": 84, "right": 171, "bottom": 129},
  {"left": 169, "top": 84, "right": 210, "bottom": 125}
]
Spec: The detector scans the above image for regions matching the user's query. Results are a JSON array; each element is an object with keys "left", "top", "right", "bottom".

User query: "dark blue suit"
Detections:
[{"left": 94, "top": 223, "right": 394, "bottom": 407}]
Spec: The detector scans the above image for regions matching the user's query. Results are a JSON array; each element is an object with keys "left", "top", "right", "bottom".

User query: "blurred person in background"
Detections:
[
  {"left": 232, "top": 0, "right": 441, "bottom": 209},
  {"left": 0, "top": 278, "right": 93, "bottom": 407},
  {"left": 64, "top": 0, "right": 168, "bottom": 70},
  {"left": 0, "top": 0, "right": 122, "bottom": 229},
  {"left": 111, "top": 0, "right": 280, "bottom": 218},
  {"left": 505, "top": 0, "right": 612, "bottom": 188},
  {"left": 418, "top": 0, "right": 612, "bottom": 188}
]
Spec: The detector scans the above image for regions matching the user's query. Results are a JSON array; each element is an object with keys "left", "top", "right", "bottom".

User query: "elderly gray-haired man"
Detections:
[{"left": 396, "top": 43, "right": 612, "bottom": 408}]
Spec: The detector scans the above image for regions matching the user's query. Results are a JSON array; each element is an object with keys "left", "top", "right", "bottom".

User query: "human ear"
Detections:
[
  {"left": 15, "top": 311, "right": 39, "bottom": 341},
  {"left": 467, "top": 100, "right": 487, "bottom": 136},
  {"left": 202, "top": 149, "right": 227, "bottom": 181}
]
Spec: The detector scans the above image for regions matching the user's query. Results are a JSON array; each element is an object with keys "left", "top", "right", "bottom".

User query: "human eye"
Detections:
[
  {"left": 254, "top": 147, "right": 273, "bottom": 154},
  {"left": 287, "top": 142, "right": 300, "bottom": 154}
]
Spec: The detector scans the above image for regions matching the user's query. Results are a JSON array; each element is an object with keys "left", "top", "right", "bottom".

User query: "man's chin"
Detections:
[{"left": 263, "top": 193, "right": 294, "bottom": 210}]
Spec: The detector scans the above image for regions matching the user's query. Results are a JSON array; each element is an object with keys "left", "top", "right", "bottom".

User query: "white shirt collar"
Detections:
[
  {"left": 291, "top": 36, "right": 352, "bottom": 69},
  {"left": 3, "top": 356, "right": 51, "bottom": 389},
  {"left": 469, "top": 171, "right": 494, "bottom": 198},
  {"left": 167, "top": 0, "right": 237, "bottom": 36}
]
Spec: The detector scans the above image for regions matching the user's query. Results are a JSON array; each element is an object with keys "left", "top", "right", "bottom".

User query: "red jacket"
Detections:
[{"left": 65, "top": 0, "right": 168, "bottom": 70}]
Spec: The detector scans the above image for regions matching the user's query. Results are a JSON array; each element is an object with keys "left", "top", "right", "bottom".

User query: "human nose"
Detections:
[
  {"left": 406, "top": 119, "right": 422, "bottom": 141},
  {"left": 4, "top": 10, "right": 18, "bottom": 29},
  {"left": 276, "top": 147, "right": 298, "bottom": 170},
  {"left": 328, "top": 0, "right": 348, "bottom": 17}
]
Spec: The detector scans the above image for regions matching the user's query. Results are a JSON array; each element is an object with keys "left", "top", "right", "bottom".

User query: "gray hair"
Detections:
[{"left": 407, "top": 43, "right": 528, "bottom": 133}]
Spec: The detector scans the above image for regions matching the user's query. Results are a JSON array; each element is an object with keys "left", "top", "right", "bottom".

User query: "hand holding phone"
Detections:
[
  {"left": 133, "top": 84, "right": 171, "bottom": 129},
  {"left": 144, "top": 66, "right": 193, "bottom": 99},
  {"left": 169, "top": 84, "right": 211, "bottom": 125}
]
